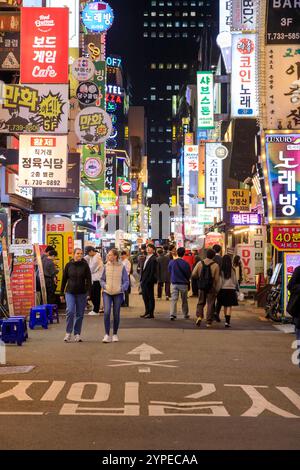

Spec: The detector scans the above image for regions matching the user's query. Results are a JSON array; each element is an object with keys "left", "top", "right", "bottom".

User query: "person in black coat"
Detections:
[
  {"left": 140, "top": 243, "right": 158, "bottom": 319},
  {"left": 287, "top": 266, "right": 300, "bottom": 368}
]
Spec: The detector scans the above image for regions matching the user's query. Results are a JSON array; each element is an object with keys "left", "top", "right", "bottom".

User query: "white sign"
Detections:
[
  {"left": 197, "top": 72, "right": 214, "bottom": 129},
  {"left": 121, "top": 181, "right": 132, "bottom": 194},
  {"left": 236, "top": 244, "right": 256, "bottom": 290},
  {"left": 71, "top": 206, "right": 93, "bottom": 223},
  {"left": 7, "top": 173, "right": 33, "bottom": 201},
  {"left": 205, "top": 143, "right": 223, "bottom": 208},
  {"left": 184, "top": 145, "right": 199, "bottom": 206},
  {"left": 74, "top": 107, "right": 112, "bottom": 145},
  {"left": 231, "top": 33, "right": 258, "bottom": 118},
  {"left": 220, "top": 0, "right": 232, "bottom": 33},
  {"left": 46, "top": 0, "right": 80, "bottom": 48},
  {"left": 18, "top": 135, "right": 67, "bottom": 188},
  {"left": 265, "top": 45, "right": 300, "bottom": 130},
  {"left": 231, "top": 0, "right": 258, "bottom": 31},
  {"left": 71, "top": 57, "right": 95, "bottom": 82}
]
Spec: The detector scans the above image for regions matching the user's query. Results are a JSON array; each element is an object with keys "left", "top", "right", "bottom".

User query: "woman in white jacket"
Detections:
[{"left": 85, "top": 246, "right": 104, "bottom": 316}]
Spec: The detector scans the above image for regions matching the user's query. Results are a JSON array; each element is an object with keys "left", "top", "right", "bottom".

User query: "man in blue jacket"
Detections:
[{"left": 168, "top": 247, "right": 191, "bottom": 320}]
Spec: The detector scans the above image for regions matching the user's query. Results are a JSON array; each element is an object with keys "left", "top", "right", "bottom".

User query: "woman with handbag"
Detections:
[
  {"left": 218, "top": 255, "right": 239, "bottom": 328},
  {"left": 287, "top": 266, "right": 300, "bottom": 368}
]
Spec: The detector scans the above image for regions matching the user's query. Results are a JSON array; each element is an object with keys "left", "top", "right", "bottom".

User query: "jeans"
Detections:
[
  {"left": 65, "top": 293, "right": 87, "bottom": 335},
  {"left": 170, "top": 284, "right": 189, "bottom": 318},
  {"left": 103, "top": 293, "right": 123, "bottom": 335},
  {"left": 91, "top": 281, "right": 101, "bottom": 313},
  {"left": 158, "top": 282, "right": 171, "bottom": 298}
]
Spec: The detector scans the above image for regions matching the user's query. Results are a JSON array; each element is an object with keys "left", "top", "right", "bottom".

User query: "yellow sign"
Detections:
[
  {"left": 46, "top": 232, "right": 74, "bottom": 293},
  {"left": 98, "top": 189, "right": 117, "bottom": 208},
  {"left": 198, "top": 143, "right": 205, "bottom": 200},
  {"left": 227, "top": 189, "right": 250, "bottom": 212}
]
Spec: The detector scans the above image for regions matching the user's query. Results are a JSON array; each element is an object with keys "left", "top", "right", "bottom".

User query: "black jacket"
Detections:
[
  {"left": 287, "top": 266, "right": 300, "bottom": 319},
  {"left": 140, "top": 255, "right": 158, "bottom": 286},
  {"left": 61, "top": 259, "right": 92, "bottom": 295}
]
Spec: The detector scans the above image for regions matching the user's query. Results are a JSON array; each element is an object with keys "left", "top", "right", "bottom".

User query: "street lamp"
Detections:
[{"left": 216, "top": 31, "right": 232, "bottom": 74}]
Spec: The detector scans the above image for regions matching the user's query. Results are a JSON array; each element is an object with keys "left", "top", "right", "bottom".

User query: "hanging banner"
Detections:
[
  {"left": 20, "top": 7, "right": 69, "bottom": 84},
  {"left": 0, "top": 84, "right": 68, "bottom": 134},
  {"left": 0, "top": 31, "right": 20, "bottom": 70},
  {"left": 46, "top": 216, "right": 74, "bottom": 293},
  {"left": 33, "top": 242, "right": 47, "bottom": 304},
  {"left": 205, "top": 142, "right": 224, "bottom": 208},
  {"left": 266, "top": 0, "right": 300, "bottom": 44},
  {"left": 231, "top": 0, "right": 258, "bottom": 31},
  {"left": 74, "top": 106, "right": 112, "bottom": 144},
  {"left": 227, "top": 188, "right": 250, "bottom": 212},
  {"left": 236, "top": 244, "right": 256, "bottom": 290},
  {"left": 10, "top": 244, "right": 35, "bottom": 316},
  {"left": 18, "top": 135, "right": 68, "bottom": 188},
  {"left": 184, "top": 145, "right": 199, "bottom": 206},
  {"left": 231, "top": 33, "right": 258, "bottom": 117},
  {"left": 265, "top": 45, "right": 300, "bottom": 130},
  {"left": 81, "top": 144, "right": 105, "bottom": 191},
  {"left": 263, "top": 132, "right": 300, "bottom": 222},
  {"left": 197, "top": 71, "right": 214, "bottom": 129},
  {"left": 271, "top": 225, "right": 300, "bottom": 251},
  {"left": 284, "top": 252, "right": 300, "bottom": 314}
]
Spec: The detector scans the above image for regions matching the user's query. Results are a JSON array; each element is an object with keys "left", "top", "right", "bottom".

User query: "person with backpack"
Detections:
[
  {"left": 168, "top": 247, "right": 191, "bottom": 320},
  {"left": 192, "top": 248, "right": 220, "bottom": 327},
  {"left": 287, "top": 266, "right": 300, "bottom": 368}
]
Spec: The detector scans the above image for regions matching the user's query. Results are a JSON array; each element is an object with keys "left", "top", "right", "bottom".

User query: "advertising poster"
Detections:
[
  {"left": 81, "top": 144, "right": 105, "bottom": 191},
  {"left": 236, "top": 244, "right": 256, "bottom": 290},
  {"left": 264, "top": 132, "right": 300, "bottom": 222},
  {"left": 46, "top": 216, "right": 74, "bottom": 293},
  {"left": 205, "top": 232, "right": 225, "bottom": 252},
  {"left": 18, "top": 135, "right": 68, "bottom": 188},
  {"left": 227, "top": 189, "right": 250, "bottom": 212},
  {"left": 184, "top": 145, "right": 199, "bottom": 206},
  {"left": 284, "top": 252, "right": 300, "bottom": 314},
  {"left": 265, "top": 45, "right": 300, "bottom": 130},
  {"left": 271, "top": 225, "right": 300, "bottom": 251},
  {"left": 205, "top": 143, "right": 225, "bottom": 208},
  {"left": 10, "top": 244, "right": 35, "bottom": 316},
  {"left": 20, "top": 7, "right": 69, "bottom": 83},
  {"left": 1, "top": 237, "right": 14, "bottom": 315},
  {"left": 0, "top": 31, "right": 20, "bottom": 70},
  {"left": 197, "top": 72, "right": 214, "bottom": 129},
  {"left": 231, "top": 33, "right": 258, "bottom": 117},
  {"left": 0, "top": 84, "right": 69, "bottom": 134}
]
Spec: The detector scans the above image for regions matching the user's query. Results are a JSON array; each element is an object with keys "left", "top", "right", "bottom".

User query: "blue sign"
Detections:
[{"left": 82, "top": 2, "right": 114, "bottom": 33}]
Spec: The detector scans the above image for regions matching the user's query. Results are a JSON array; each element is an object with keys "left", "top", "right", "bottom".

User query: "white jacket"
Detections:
[{"left": 84, "top": 253, "right": 104, "bottom": 282}]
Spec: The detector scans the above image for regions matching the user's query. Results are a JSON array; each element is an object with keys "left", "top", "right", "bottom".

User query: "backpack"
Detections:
[{"left": 198, "top": 261, "right": 215, "bottom": 292}]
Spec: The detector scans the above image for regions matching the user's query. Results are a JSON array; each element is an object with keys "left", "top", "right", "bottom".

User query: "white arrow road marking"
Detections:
[{"left": 108, "top": 343, "right": 178, "bottom": 373}]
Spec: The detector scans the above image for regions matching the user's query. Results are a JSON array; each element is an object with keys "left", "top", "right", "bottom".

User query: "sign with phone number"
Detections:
[{"left": 271, "top": 226, "right": 300, "bottom": 251}]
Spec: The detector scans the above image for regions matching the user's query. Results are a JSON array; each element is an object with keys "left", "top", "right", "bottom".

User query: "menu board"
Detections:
[{"left": 10, "top": 244, "right": 35, "bottom": 316}]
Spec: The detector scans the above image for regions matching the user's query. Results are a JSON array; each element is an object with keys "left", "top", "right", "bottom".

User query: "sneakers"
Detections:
[
  {"left": 225, "top": 322, "right": 231, "bottom": 328},
  {"left": 88, "top": 311, "right": 99, "bottom": 316},
  {"left": 112, "top": 335, "right": 119, "bottom": 342},
  {"left": 170, "top": 315, "right": 176, "bottom": 321},
  {"left": 195, "top": 317, "right": 202, "bottom": 327},
  {"left": 74, "top": 334, "right": 82, "bottom": 342},
  {"left": 64, "top": 333, "right": 71, "bottom": 342},
  {"left": 206, "top": 322, "right": 212, "bottom": 328},
  {"left": 99, "top": 308, "right": 104, "bottom": 314},
  {"left": 102, "top": 334, "right": 111, "bottom": 343}
]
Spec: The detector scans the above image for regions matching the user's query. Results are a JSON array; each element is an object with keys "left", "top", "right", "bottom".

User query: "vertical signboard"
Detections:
[
  {"left": 263, "top": 132, "right": 300, "bottom": 223},
  {"left": 231, "top": 0, "right": 258, "bottom": 31},
  {"left": 197, "top": 72, "right": 214, "bottom": 129},
  {"left": 1, "top": 237, "right": 14, "bottom": 315},
  {"left": 46, "top": 0, "right": 79, "bottom": 49},
  {"left": 266, "top": 0, "right": 300, "bottom": 45},
  {"left": 20, "top": 7, "right": 69, "bottom": 83},
  {"left": 219, "top": 0, "right": 232, "bottom": 32},
  {"left": 236, "top": 244, "right": 256, "bottom": 290},
  {"left": 10, "top": 244, "right": 35, "bottom": 316},
  {"left": 231, "top": 33, "right": 258, "bottom": 117},
  {"left": 205, "top": 143, "right": 224, "bottom": 208},
  {"left": 184, "top": 145, "right": 199, "bottom": 206}
]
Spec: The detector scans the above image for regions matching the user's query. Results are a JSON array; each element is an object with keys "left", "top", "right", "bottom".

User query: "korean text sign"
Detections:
[
  {"left": 18, "top": 135, "right": 67, "bottom": 188},
  {"left": 271, "top": 226, "right": 300, "bottom": 251},
  {"left": 20, "top": 7, "right": 69, "bottom": 83},
  {"left": 231, "top": 33, "right": 258, "bottom": 117},
  {"left": 227, "top": 189, "right": 250, "bottom": 212},
  {"left": 205, "top": 143, "right": 223, "bottom": 208},
  {"left": 197, "top": 72, "right": 214, "bottom": 129},
  {"left": 184, "top": 145, "right": 199, "bottom": 206},
  {"left": 265, "top": 133, "right": 300, "bottom": 221},
  {"left": 284, "top": 252, "right": 300, "bottom": 314}
]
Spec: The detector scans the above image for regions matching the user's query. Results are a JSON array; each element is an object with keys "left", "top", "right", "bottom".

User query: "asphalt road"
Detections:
[{"left": 0, "top": 292, "right": 299, "bottom": 450}]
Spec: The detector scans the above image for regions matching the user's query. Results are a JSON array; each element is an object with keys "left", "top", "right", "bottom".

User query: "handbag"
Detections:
[{"left": 238, "top": 291, "right": 244, "bottom": 302}]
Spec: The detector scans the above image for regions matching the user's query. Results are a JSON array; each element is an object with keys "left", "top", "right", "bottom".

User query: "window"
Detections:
[
  {"left": 167, "top": 22, "right": 172, "bottom": 27},
  {"left": 174, "top": 85, "right": 180, "bottom": 90},
  {"left": 151, "top": 32, "right": 157, "bottom": 37},
  {"left": 166, "top": 85, "right": 172, "bottom": 90},
  {"left": 151, "top": 22, "right": 156, "bottom": 27},
  {"left": 183, "top": 63, "right": 188, "bottom": 69},
  {"left": 158, "top": 127, "right": 164, "bottom": 132},
  {"left": 167, "top": 32, "right": 172, "bottom": 37},
  {"left": 150, "top": 86, "right": 156, "bottom": 90},
  {"left": 175, "top": 63, "right": 180, "bottom": 69},
  {"left": 143, "top": 32, "right": 148, "bottom": 37},
  {"left": 167, "top": 63, "right": 172, "bottom": 69},
  {"left": 191, "top": 11, "right": 196, "bottom": 16},
  {"left": 158, "top": 63, "right": 164, "bottom": 69},
  {"left": 144, "top": 12, "right": 149, "bottom": 16},
  {"left": 182, "top": 32, "right": 188, "bottom": 37},
  {"left": 159, "top": 12, "right": 164, "bottom": 16},
  {"left": 159, "top": 22, "right": 164, "bottom": 27},
  {"left": 175, "top": 32, "right": 180, "bottom": 38},
  {"left": 182, "top": 12, "right": 188, "bottom": 16},
  {"left": 159, "top": 32, "right": 164, "bottom": 37},
  {"left": 151, "top": 11, "right": 156, "bottom": 16},
  {"left": 166, "top": 127, "right": 172, "bottom": 132},
  {"left": 151, "top": 1, "right": 157, "bottom": 5},
  {"left": 151, "top": 63, "right": 156, "bottom": 69},
  {"left": 190, "top": 22, "right": 196, "bottom": 27},
  {"left": 182, "top": 22, "right": 188, "bottom": 27},
  {"left": 150, "top": 126, "right": 156, "bottom": 132},
  {"left": 150, "top": 139, "right": 156, "bottom": 143},
  {"left": 175, "top": 21, "right": 180, "bottom": 27},
  {"left": 151, "top": 95, "right": 156, "bottom": 101},
  {"left": 143, "top": 22, "right": 148, "bottom": 27}
]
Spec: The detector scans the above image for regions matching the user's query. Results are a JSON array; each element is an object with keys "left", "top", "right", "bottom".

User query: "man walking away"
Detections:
[
  {"left": 157, "top": 248, "right": 171, "bottom": 300},
  {"left": 140, "top": 244, "right": 158, "bottom": 319},
  {"left": 191, "top": 249, "right": 201, "bottom": 297},
  {"left": 169, "top": 247, "right": 191, "bottom": 320},
  {"left": 42, "top": 249, "right": 58, "bottom": 305},
  {"left": 85, "top": 246, "right": 104, "bottom": 316},
  {"left": 192, "top": 248, "right": 220, "bottom": 328}
]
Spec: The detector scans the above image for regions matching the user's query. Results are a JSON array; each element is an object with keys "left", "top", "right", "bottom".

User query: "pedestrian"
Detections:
[
  {"left": 183, "top": 249, "right": 195, "bottom": 272},
  {"left": 137, "top": 244, "right": 147, "bottom": 276},
  {"left": 42, "top": 249, "right": 58, "bottom": 304},
  {"left": 213, "top": 244, "right": 223, "bottom": 269},
  {"left": 287, "top": 266, "right": 300, "bottom": 368},
  {"left": 84, "top": 246, "right": 104, "bottom": 316},
  {"left": 169, "top": 244, "right": 177, "bottom": 260},
  {"left": 100, "top": 249, "right": 129, "bottom": 343},
  {"left": 169, "top": 247, "right": 191, "bottom": 320},
  {"left": 191, "top": 249, "right": 201, "bottom": 296},
  {"left": 60, "top": 248, "right": 92, "bottom": 343},
  {"left": 192, "top": 248, "right": 220, "bottom": 327},
  {"left": 233, "top": 255, "right": 244, "bottom": 286},
  {"left": 121, "top": 250, "right": 132, "bottom": 307},
  {"left": 217, "top": 254, "right": 239, "bottom": 328},
  {"left": 140, "top": 243, "right": 158, "bottom": 319},
  {"left": 157, "top": 248, "right": 171, "bottom": 300}
]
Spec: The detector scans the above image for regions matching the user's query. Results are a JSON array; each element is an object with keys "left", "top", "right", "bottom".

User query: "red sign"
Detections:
[
  {"left": 121, "top": 181, "right": 132, "bottom": 194},
  {"left": 20, "top": 7, "right": 69, "bottom": 84},
  {"left": 271, "top": 226, "right": 300, "bottom": 251},
  {"left": 11, "top": 256, "right": 35, "bottom": 316}
]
